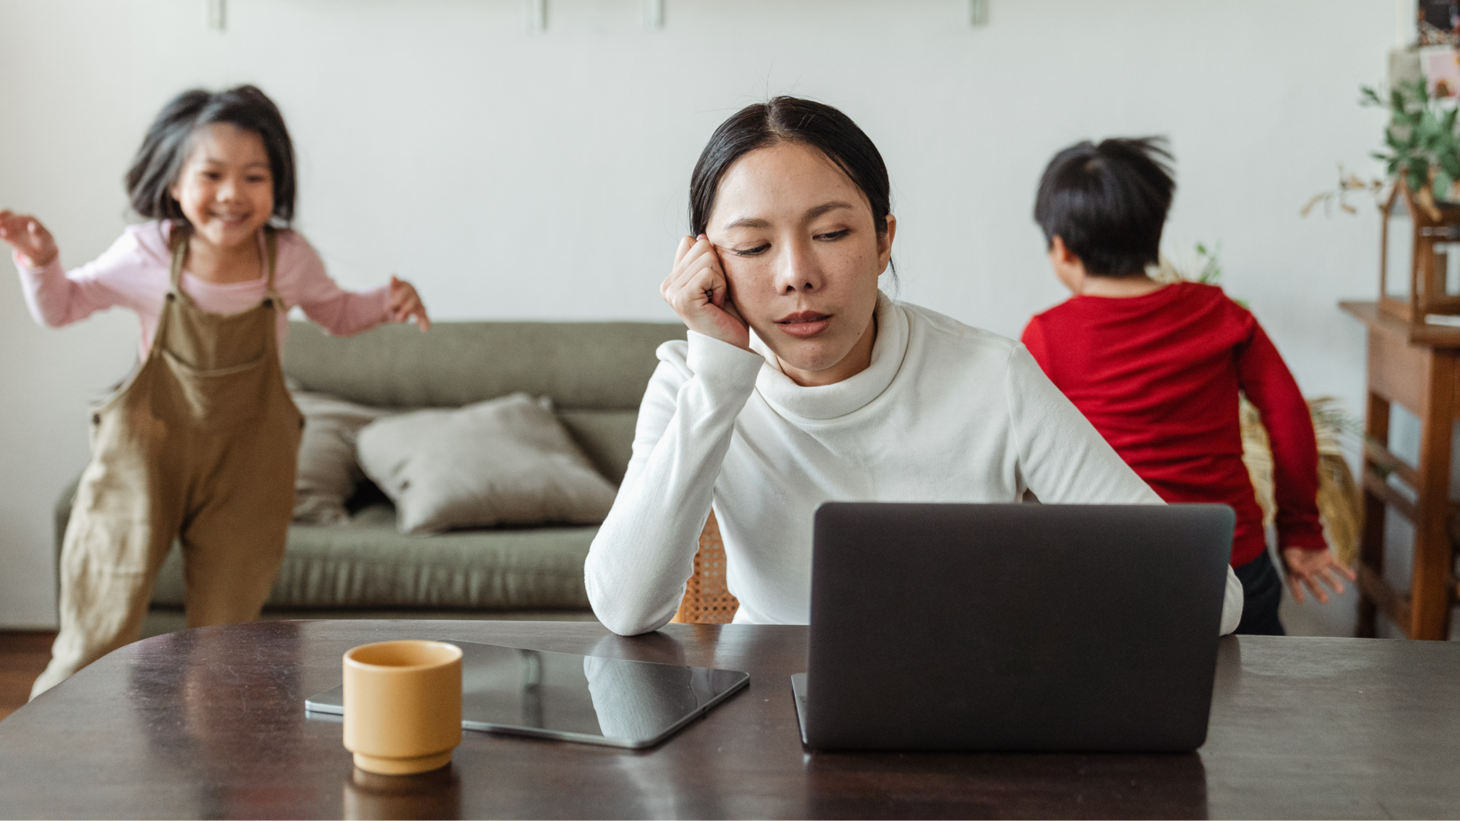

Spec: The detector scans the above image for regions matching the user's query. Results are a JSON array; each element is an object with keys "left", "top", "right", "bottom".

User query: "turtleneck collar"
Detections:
[{"left": 748, "top": 292, "right": 909, "bottom": 422}]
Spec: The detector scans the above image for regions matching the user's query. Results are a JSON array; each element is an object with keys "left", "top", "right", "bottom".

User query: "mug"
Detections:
[{"left": 343, "top": 640, "right": 463, "bottom": 775}]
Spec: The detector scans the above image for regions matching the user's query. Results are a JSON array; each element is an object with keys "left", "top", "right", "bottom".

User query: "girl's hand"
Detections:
[
  {"left": 388, "top": 276, "right": 430, "bottom": 332},
  {"left": 1280, "top": 546, "right": 1357, "bottom": 604},
  {"left": 660, "top": 234, "right": 749, "bottom": 350},
  {"left": 0, "top": 212, "right": 58, "bottom": 268}
]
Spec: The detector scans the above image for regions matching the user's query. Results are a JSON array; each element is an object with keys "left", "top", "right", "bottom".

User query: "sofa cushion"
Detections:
[
  {"left": 357, "top": 393, "right": 618, "bottom": 534},
  {"left": 293, "top": 389, "right": 391, "bottom": 524},
  {"left": 150, "top": 502, "right": 596, "bottom": 610}
]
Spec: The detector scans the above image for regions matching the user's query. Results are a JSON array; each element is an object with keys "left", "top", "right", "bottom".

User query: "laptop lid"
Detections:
[{"left": 801, "top": 502, "right": 1233, "bottom": 752}]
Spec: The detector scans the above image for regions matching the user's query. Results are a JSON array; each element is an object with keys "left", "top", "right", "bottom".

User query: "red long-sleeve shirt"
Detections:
[{"left": 1020, "top": 282, "right": 1325, "bottom": 568}]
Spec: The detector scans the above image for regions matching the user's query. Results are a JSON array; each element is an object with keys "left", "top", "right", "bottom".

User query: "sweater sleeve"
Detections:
[
  {"left": 13, "top": 231, "right": 157, "bottom": 328},
  {"left": 1235, "top": 315, "right": 1326, "bottom": 552},
  {"left": 584, "top": 332, "right": 765, "bottom": 636},
  {"left": 1004, "top": 344, "right": 1243, "bottom": 635},
  {"left": 282, "top": 235, "right": 391, "bottom": 336}
]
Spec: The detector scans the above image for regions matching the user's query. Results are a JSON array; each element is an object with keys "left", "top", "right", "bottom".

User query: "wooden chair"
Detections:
[{"left": 671, "top": 510, "right": 739, "bottom": 624}]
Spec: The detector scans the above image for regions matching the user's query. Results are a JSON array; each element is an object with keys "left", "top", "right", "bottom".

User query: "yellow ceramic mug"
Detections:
[{"left": 343, "top": 640, "right": 463, "bottom": 775}]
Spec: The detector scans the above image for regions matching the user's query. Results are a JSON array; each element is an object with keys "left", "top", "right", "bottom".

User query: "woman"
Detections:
[{"left": 584, "top": 97, "right": 1242, "bottom": 636}]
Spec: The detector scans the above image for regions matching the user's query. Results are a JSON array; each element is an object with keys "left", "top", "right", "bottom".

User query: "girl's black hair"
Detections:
[
  {"left": 689, "top": 96, "right": 893, "bottom": 241},
  {"left": 1033, "top": 137, "right": 1175, "bottom": 277},
  {"left": 126, "top": 85, "right": 297, "bottom": 225}
]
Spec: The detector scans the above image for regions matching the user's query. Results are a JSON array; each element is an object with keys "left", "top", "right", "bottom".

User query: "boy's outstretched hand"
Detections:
[
  {"left": 388, "top": 275, "right": 430, "bottom": 332},
  {"left": 1281, "top": 546, "right": 1357, "bottom": 604},
  {"left": 0, "top": 212, "right": 58, "bottom": 268}
]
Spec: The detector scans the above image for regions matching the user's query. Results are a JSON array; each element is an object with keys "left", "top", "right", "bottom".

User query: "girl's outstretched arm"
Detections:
[
  {"left": 281, "top": 232, "right": 393, "bottom": 336},
  {"left": 4, "top": 215, "right": 158, "bottom": 328}
]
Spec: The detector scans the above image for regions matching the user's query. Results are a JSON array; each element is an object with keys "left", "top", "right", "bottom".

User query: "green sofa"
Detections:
[{"left": 53, "top": 320, "right": 684, "bottom": 635}]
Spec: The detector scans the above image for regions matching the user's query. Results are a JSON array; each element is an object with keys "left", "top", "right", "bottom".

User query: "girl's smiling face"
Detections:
[
  {"left": 169, "top": 123, "right": 275, "bottom": 250},
  {"left": 706, "top": 140, "right": 895, "bottom": 386}
]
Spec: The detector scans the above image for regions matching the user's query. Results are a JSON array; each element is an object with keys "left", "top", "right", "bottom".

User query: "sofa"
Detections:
[{"left": 54, "top": 320, "right": 685, "bottom": 635}]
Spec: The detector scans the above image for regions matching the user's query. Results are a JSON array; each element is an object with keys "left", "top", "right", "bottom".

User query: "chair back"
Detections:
[{"left": 672, "top": 511, "right": 739, "bottom": 624}]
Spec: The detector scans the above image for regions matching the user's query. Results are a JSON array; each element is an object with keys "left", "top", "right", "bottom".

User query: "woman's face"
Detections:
[
  {"left": 169, "top": 123, "right": 275, "bottom": 251},
  {"left": 706, "top": 141, "right": 895, "bottom": 386}
]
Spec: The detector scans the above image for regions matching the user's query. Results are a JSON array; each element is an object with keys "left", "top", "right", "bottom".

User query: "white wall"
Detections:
[{"left": 0, "top": 0, "right": 1396, "bottom": 628}]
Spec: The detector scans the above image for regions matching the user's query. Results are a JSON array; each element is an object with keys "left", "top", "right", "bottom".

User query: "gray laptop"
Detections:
[{"left": 791, "top": 502, "right": 1234, "bottom": 752}]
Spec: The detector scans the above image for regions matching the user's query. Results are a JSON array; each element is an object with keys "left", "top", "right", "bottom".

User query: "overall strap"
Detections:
[
  {"left": 263, "top": 226, "right": 280, "bottom": 299},
  {"left": 167, "top": 222, "right": 189, "bottom": 293}
]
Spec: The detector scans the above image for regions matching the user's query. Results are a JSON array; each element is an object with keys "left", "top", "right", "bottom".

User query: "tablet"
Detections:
[{"left": 305, "top": 640, "right": 750, "bottom": 749}]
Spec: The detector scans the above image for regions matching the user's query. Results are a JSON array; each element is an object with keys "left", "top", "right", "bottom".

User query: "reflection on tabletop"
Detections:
[{"left": 344, "top": 764, "right": 461, "bottom": 821}]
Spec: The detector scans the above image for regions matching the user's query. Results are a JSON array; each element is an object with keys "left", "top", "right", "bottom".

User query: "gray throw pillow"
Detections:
[
  {"left": 356, "top": 392, "right": 618, "bottom": 534},
  {"left": 292, "top": 389, "right": 391, "bottom": 524}
]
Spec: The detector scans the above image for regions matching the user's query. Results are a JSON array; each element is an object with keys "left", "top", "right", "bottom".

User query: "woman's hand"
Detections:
[
  {"left": 0, "top": 212, "right": 58, "bottom": 268},
  {"left": 1280, "top": 546, "right": 1357, "bottom": 604},
  {"left": 388, "top": 275, "right": 430, "bottom": 332},
  {"left": 660, "top": 234, "right": 749, "bottom": 350}
]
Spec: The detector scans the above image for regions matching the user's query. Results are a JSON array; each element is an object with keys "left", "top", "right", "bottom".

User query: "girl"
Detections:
[
  {"left": 584, "top": 97, "right": 1244, "bottom": 636},
  {"left": 4, "top": 85, "right": 429, "bottom": 698}
]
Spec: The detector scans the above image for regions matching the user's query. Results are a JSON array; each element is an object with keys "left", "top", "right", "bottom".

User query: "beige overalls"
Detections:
[{"left": 32, "top": 226, "right": 303, "bottom": 699}]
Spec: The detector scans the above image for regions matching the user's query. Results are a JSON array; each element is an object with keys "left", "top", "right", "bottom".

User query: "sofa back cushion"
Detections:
[{"left": 282, "top": 321, "right": 685, "bottom": 484}]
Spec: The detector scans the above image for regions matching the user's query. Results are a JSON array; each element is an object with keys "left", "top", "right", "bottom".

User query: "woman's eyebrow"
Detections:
[
  {"left": 723, "top": 201, "right": 855, "bottom": 231},
  {"left": 723, "top": 216, "right": 771, "bottom": 231},
  {"left": 804, "top": 201, "right": 855, "bottom": 220}
]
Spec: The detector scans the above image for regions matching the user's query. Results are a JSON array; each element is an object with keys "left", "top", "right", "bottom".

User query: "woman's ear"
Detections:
[{"left": 877, "top": 214, "right": 897, "bottom": 272}]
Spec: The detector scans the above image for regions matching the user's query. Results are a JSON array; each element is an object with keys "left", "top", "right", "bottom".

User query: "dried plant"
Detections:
[{"left": 1301, "top": 166, "right": 1385, "bottom": 217}]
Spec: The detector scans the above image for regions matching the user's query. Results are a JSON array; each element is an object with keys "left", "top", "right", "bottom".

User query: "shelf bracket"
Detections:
[
  {"left": 968, "top": 0, "right": 988, "bottom": 26},
  {"left": 526, "top": 0, "right": 546, "bottom": 32}
]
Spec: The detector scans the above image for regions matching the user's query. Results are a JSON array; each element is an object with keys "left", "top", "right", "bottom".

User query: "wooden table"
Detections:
[
  {"left": 1340, "top": 301, "right": 1460, "bottom": 639},
  {"left": 0, "top": 620, "right": 1457, "bottom": 819}
]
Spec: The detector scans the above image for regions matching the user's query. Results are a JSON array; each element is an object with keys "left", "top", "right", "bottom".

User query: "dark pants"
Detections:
[{"left": 1233, "top": 550, "right": 1286, "bottom": 636}]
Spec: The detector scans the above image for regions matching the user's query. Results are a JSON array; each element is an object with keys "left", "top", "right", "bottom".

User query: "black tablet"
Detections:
[{"left": 305, "top": 640, "right": 750, "bottom": 749}]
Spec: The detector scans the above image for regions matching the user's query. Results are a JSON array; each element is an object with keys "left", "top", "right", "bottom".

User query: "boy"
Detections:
[{"left": 1020, "top": 137, "right": 1354, "bottom": 635}]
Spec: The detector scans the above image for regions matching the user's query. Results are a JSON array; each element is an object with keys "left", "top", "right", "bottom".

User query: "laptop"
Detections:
[{"left": 791, "top": 502, "right": 1234, "bottom": 752}]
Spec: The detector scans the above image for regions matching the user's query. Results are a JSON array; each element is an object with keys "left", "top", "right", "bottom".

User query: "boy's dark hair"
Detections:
[
  {"left": 1033, "top": 137, "right": 1174, "bottom": 277},
  {"left": 690, "top": 96, "right": 893, "bottom": 240},
  {"left": 126, "top": 85, "right": 297, "bottom": 225}
]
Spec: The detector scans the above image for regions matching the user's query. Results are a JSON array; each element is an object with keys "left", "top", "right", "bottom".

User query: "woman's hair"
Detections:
[
  {"left": 125, "top": 85, "right": 297, "bottom": 225},
  {"left": 1033, "top": 137, "right": 1175, "bottom": 277},
  {"left": 689, "top": 97, "right": 893, "bottom": 240}
]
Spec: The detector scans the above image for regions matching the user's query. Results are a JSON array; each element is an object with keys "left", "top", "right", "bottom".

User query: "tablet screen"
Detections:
[{"left": 306, "top": 640, "right": 750, "bottom": 749}]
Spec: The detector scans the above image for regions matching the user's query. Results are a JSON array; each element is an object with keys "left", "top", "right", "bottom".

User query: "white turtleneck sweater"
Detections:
[{"left": 585, "top": 295, "right": 1244, "bottom": 636}]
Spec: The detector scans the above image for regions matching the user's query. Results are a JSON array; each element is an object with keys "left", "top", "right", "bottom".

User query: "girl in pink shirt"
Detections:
[{"left": 3, "top": 84, "right": 429, "bottom": 697}]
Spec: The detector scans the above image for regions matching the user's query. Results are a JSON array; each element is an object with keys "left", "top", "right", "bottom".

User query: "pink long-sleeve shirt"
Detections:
[{"left": 15, "top": 221, "right": 391, "bottom": 357}]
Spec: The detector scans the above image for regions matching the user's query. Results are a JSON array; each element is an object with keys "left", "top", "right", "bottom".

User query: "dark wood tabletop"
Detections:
[{"left": 0, "top": 620, "right": 1457, "bottom": 819}]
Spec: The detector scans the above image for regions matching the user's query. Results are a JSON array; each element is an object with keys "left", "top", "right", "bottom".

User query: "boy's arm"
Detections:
[
  {"left": 1236, "top": 313, "right": 1356, "bottom": 603},
  {"left": 1234, "top": 318, "right": 1325, "bottom": 552}
]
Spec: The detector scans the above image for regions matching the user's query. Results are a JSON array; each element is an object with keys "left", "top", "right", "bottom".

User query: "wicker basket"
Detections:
[
  {"left": 671, "top": 510, "right": 740, "bottom": 624},
  {"left": 1240, "top": 396, "right": 1362, "bottom": 567}
]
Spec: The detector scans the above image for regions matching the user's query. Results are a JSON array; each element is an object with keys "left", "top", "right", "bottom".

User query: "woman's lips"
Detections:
[{"left": 776, "top": 311, "right": 832, "bottom": 338}]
